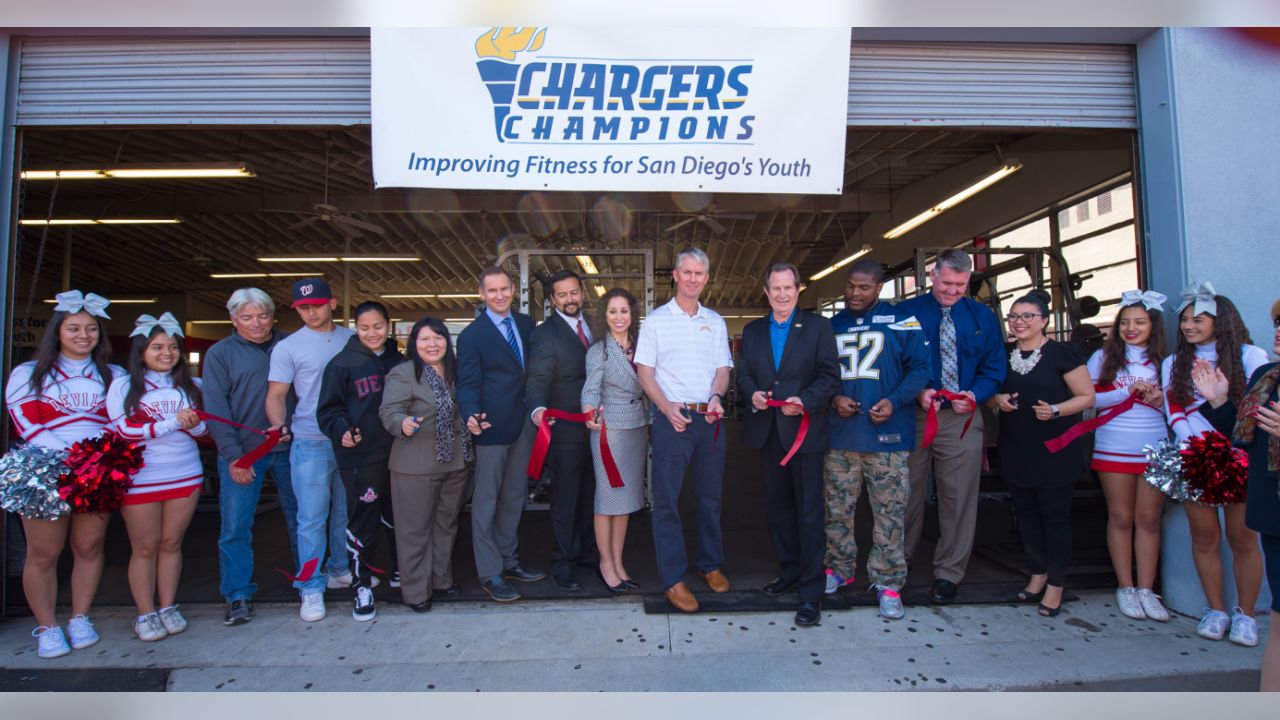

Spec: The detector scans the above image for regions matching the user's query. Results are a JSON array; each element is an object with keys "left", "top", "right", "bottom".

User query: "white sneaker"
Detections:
[
  {"left": 875, "top": 585, "right": 906, "bottom": 620},
  {"left": 1116, "top": 587, "right": 1145, "bottom": 620},
  {"left": 133, "top": 613, "right": 168, "bottom": 642},
  {"left": 352, "top": 586, "right": 377, "bottom": 622},
  {"left": 824, "top": 568, "right": 853, "bottom": 595},
  {"left": 158, "top": 605, "right": 188, "bottom": 635},
  {"left": 66, "top": 614, "right": 100, "bottom": 650},
  {"left": 1228, "top": 608, "right": 1259, "bottom": 647},
  {"left": 32, "top": 625, "right": 71, "bottom": 659},
  {"left": 1136, "top": 588, "right": 1169, "bottom": 622},
  {"left": 1196, "top": 608, "right": 1230, "bottom": 640},
  {"left": 300, "top": 593, "right": 326, "bottom": 622},
  {"left": 327, "top": 571, "right": 379, "bottom": 589}
]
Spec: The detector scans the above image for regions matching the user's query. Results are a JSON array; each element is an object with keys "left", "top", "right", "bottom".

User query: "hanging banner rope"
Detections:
[
  {"left": 922, "top": 390, "right": 976, "bottom": 449},
  {"left": 1044, "top": 393, "right": 1143, "bottom": 454},
  {"left": 194, "top": 410, "right": 282, "bottom": 469},
  {"left": 527, "top": 409, "right": 624, "bottom": 488},
  {"left": 764, "top": 399, "right": 809, "bottom": 466}
]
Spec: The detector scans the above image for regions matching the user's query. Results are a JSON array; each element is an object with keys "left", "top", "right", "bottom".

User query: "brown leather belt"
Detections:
[{"left": 682, "top": 402, "right": 711, "bottom": 413}]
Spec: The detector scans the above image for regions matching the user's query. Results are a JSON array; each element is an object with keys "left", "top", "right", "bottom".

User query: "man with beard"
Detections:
[{"left": 527, "top": 269, "right": 598, "bottom": 592}]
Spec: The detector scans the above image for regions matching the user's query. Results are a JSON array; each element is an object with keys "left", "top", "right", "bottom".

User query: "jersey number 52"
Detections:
[{"left": 836, "top": 331, "right": 884, "bottom": 380}]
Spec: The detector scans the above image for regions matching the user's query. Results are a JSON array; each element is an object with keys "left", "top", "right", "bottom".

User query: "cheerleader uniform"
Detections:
[
  {"left": 6, "top": 355, "right": 125, "bottom": 452},
  {"left": 1087, "top": 345, "right": 1167, "bottom": 473},
  {"left": 106, "top": 371, "right": 207, "bottom": 505},
  {"left": 1162, "top": 343, "right": 1270, "bottom": 443}
]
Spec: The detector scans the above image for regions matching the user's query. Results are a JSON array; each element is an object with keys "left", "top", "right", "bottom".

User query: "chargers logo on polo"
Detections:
[{"left": 472, "top": 27, "right": 755, "bottom": 148}]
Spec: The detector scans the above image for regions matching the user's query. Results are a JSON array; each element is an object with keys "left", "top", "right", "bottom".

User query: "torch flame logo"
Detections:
[{"left": 475, "top": 26, "right": 546, "bottom": 61}]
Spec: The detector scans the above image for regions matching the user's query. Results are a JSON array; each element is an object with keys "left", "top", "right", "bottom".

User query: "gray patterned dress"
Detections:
[{"left": 581, "top": 336, "right": 649, "bottom": 515}]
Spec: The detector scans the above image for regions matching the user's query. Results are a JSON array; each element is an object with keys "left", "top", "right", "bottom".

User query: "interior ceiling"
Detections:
[{"left": 14, "top": 126, "right": 1031, "bottom": 313}]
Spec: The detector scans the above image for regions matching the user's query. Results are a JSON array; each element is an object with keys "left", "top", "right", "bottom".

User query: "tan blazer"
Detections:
[{"left": 378, "top": 362, "right": 467, "bottom": 476}]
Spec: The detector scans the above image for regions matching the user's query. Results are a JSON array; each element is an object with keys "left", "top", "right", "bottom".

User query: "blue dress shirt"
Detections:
[
  {"left": 894, "top": 293, "right": 1007, "bottom": 403},
  {"left": 768, "top": 309, "right": 794, "bottom": 370}
]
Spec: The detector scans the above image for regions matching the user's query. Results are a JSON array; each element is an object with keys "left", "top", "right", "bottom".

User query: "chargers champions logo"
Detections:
[{"left": 472, "top": 27, "right": 755, "bottom": 145}]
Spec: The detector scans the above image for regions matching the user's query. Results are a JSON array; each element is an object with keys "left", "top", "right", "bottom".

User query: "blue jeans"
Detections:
[
  {"left": 650, "top": 413, "right": 725, "bottom": 589},
  {"left": 290, "top": 437, "right": 350, "bottom": 595},
  {"left": 217, "top": 451, "right": 298, "bottom": 602}
]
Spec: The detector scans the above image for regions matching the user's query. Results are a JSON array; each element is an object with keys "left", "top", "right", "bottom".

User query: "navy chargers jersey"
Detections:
[{"left": 827, "top": 300, "right": 931, "bottom": 453}]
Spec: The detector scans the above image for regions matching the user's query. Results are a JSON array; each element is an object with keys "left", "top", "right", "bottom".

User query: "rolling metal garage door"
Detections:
[
  {"left": 848, "top": 42, "right": 1137, "bottom": 128},
  {"left": 14, "top": 36, "right": 371, "bottom": 125}
]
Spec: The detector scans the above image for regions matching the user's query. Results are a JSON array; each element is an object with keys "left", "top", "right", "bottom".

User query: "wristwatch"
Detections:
[{"left": 1050, "top": 404, "right": 1060, "bottom": 418}]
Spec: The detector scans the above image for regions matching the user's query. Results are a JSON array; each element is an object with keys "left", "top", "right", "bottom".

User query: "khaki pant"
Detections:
[
  {"left": 904, "top": 406, "right": 985, "bottom": 584},
  {"left": 391, "top": 468, "right": 469, "bottom": 605},
  {"left": 823, "top": 449, "right": 910, "bottom": 590}
]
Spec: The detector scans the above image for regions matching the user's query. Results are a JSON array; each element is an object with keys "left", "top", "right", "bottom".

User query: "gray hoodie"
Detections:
[{"left": 201, "top": 328, "right": 293, "bottom": 463}]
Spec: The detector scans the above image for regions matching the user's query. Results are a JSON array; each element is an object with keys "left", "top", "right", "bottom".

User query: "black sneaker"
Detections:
[
  {"left": 223, "top": 599, "right": 254, "bottom": 626},
  {"left": 389, "top": 571, "right": 401, "bottom": 589},
  {"left": 502, "top": 565, "right": 546, "bottom": 583},
  {"left": 353, "top": 586, "right": 377, "bottom": 622}
]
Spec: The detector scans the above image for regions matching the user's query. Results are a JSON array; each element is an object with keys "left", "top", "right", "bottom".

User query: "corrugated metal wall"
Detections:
[
  {"left": 848, "top": 42, "right": 1137, "bottom": 128},
  {"left": 14, "top": 37, "right": 1137, "bottom": 129},
  {"left": 15, "top": 37, "right": 371, "bottom": 125}
]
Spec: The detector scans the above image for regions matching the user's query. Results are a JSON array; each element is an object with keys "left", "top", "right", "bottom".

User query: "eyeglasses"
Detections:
[
  {"left": 1273, "top": 315, "right": 1280, "bottom": 329},
  {"left": 1005, "top": 312, "right": 1045, "bottom": 323}
]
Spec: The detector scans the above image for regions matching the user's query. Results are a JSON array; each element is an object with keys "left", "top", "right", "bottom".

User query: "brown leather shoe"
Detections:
[
  {"left": 665, "top": 582, "right": 699, "bottom": 613},
  {"left": 699, "top": 569, "right": 730, "bottom": 593}
]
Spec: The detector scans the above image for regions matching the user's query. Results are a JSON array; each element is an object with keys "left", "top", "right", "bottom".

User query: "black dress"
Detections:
[{"left": 996, "top": 339, "right": 1088, "bottom": 489}]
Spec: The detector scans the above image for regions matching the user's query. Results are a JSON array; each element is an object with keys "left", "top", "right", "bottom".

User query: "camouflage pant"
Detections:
[{"left": 823, "top": 449, "right": 910, "bottom": 590}]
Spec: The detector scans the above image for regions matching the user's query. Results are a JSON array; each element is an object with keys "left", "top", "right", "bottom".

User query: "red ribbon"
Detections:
[
  {"left": 1043, "top": 393, "right": 1142, "bottom": 454},
  {"left": 194, "top": 410, "right": 283, "bottom": 469},
  {"left": 527, "top": 409, "right": 624, "bottom": 488},
  {"left": 275, "top": 556, "right": 319, "bottom": 583},
  {"left": 922, "top": 390, "right": 975, "bottom": 449},
  {"left": 764, "top": 399, "right": 809, "bottom": 466}
]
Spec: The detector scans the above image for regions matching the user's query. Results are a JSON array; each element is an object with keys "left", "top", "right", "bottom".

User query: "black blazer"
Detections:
[
  {"left": 456, "top": 310, "right": 534, "bottom": 446},
  {"left": 737, "top": 309, "right": 840, "bottom": 453},
  {"left": 526, "top": 312, "right": 591, "bottom": 444}
]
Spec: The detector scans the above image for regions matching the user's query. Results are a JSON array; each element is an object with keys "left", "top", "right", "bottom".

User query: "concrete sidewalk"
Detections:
[{"left": 0, "top": 590, "right": 1266, "bottom": 691}]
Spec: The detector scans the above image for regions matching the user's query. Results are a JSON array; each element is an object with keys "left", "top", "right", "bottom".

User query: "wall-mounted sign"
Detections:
[{"left": 372, "top": 27, "right": 851, "bottom": 194}]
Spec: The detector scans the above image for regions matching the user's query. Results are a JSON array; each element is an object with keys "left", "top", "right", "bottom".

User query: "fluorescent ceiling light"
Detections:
[
  {"left": 45, "top": 297, "right": 157, "bottom": 304},
  {"left": 882, "top": 161, "right": 1022, "bottom": 240},
  {"left": 258, "top": 256, "right": 341, "bottom": 263},
  {"left": 593, "top": 285, "right": 606, "bottom": 298},
  {"left": 22, "top": 163, "right": 254, "bottom": 180},
  {"left": 339, "top": 256, "right": 421, "bottom": 262},
  {"left": 21, "top": 218, "right": 181, "bottom": 226},
  {"left": 576, "top": 255, "right": 600, "bottom": 274},
  {"left": 438, "top": 293, "right": 480, "bottom": 299},
  {"left": 209, "top": 272, "right": 327, "bottom": 279},
  {"left": 809, "top": 244, "right": 874, "bottom": 282},
  {"left": 258, "top": 255, "right": 420, "bottom": 263}
]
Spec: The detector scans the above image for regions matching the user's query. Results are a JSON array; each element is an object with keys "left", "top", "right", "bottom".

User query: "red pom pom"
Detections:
[
  {"left": 57, "top": 432, "right": 145, "bottom": 513},
  {"left": 1180, "top": 431, "right": 1249, "bottom": 506}
]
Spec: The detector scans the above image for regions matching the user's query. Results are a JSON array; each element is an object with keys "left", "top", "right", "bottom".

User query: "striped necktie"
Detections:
[
  {"left": 502, "top": 316, "right": 523, "bottom": 368},
  {"left": 940, "top": 306, "right": 959, "bottom": 392}
]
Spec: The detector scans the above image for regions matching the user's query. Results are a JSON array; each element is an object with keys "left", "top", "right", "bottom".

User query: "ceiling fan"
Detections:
[
  {"left": 662, "top": 203, "right": 752, "bottom": 235},
  {"left": 262, "top": 141, "right": 385, "bottom": 238}
]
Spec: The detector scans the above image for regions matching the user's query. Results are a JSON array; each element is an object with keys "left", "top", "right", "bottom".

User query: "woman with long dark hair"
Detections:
[
  {"left": 378, "top": 317, "right": 472, "bottom": 612},
  {"left": 989, "top": 289, "right": 1095, "bottom": 617},
  {"left": 107, "top": 313, "right": 207, "bottom": 642},
  {"left": 1162, "top": 282, "right": 1268, "bottom": 646},
  {"left": 317, "top": 301, "right": 404, "bottom": 622},
  {"left": 1086, "top": 290, "right": 1171, "bottom": 621},
  {"left": 4, "top": 291, "right": 123, "bottom": 658},
  {"left": 581, "top": 288, "right": 648, "bottom": 592}
]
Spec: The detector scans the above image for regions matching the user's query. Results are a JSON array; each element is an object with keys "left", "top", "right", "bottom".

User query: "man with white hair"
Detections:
[
  {"left": 635, "top": 247, "right": 733, "bottom": 613},
  {"left": 204, "top": 287, "right": 297, "bottom": 627}
]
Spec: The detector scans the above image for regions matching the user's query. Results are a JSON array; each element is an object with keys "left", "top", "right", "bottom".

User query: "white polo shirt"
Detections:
[{"left": 634, "top": 298, "right": 733, "bottom": 403}]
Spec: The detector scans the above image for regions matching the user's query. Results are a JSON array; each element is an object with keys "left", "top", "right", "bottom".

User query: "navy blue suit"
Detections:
[{"left": 457, "top": 311, "right": 534, "bottom": 446}]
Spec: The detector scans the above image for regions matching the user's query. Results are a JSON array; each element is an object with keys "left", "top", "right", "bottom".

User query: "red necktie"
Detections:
[{"left": 576, "top": 319, "right": 590, "bottom": 349}]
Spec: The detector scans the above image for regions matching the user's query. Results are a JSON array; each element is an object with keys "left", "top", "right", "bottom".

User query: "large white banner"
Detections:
[{"left": 371, "top": 27, "right": 851, "bottom": 194}]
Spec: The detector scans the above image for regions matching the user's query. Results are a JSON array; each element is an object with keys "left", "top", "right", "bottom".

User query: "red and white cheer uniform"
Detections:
[
  {"left": 1162, "top": 343, "right": 1270, "bottom": 443},
  {"left": 6, "top": 355, "right": 125, "bottom": 451},
  {"left": 107, "top": 370, "right": 207, "bottom": 505},
  {"left": 1087, "top": 345, "right": 1167, "bottom": 473}
]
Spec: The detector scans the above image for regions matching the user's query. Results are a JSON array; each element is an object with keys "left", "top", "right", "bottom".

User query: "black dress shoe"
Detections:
[
  {"left": 763, "top": 577, "right": 798, "bottom": 595},
  {"left": 431, "top": 584, "right": 461, "bottom": 598},
  {"left": 554, "top": 573, "right": 583, "bottom": 592},
  {"left": 408, "top": 599, "right": 432, "bottom": 613},
  {"left": 794, "top": 602, "right": 821, "bottom": 627},
  {"left": 503, "top": 565, "right": 547, "bottom": 583},
  {"left": 620, "top": 579, "right": 640, "bottom": 591},
  {"left": 597, "top": 570, "right": 629, "bottom": 594},
  {"left": 930, "top": 579, "right": 958, "bottom": 604}
]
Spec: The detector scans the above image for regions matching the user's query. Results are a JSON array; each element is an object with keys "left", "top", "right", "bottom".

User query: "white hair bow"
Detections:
[
  {"left": 130, "top": 312, "right": 184, "bottom": 338},
  {"left": 53, "top": 290, "right": 111, "bottom": 319},
  {"left": 1176, "top": 281, "right": 1218, "bottom": 317},
  {"left": 1119, "top": 289, "right": 1167, "bottom": 312}
]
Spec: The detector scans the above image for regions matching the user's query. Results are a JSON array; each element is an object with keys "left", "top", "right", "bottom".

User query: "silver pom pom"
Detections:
[
  {"left": 0, "top": 444, "right": 71, "bottom": 520},
  {"left": 1143, "top": 438, "right": 1200, "bottom": 503}
]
